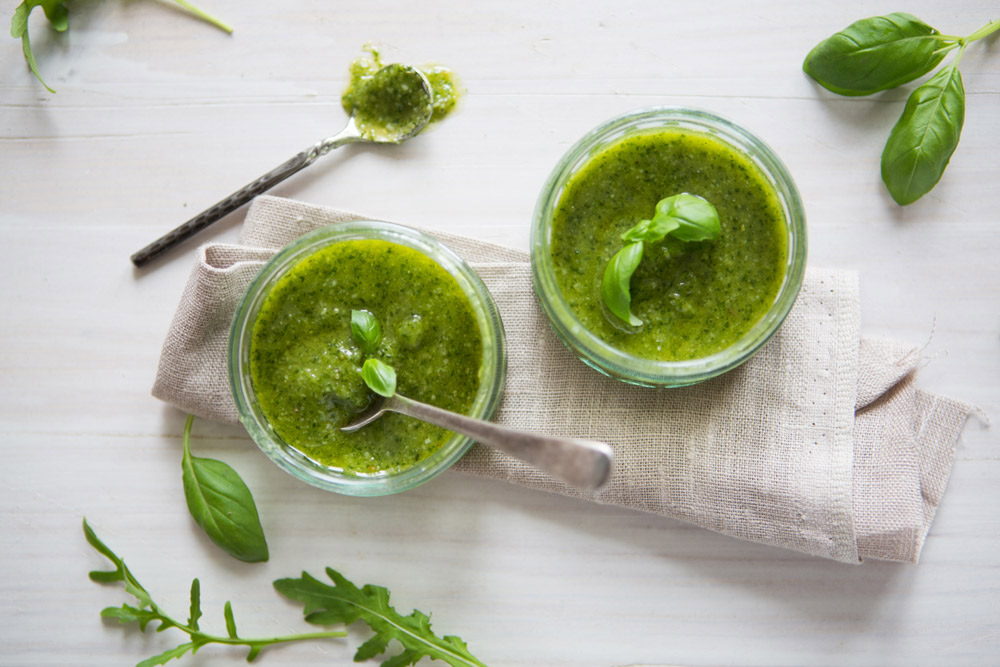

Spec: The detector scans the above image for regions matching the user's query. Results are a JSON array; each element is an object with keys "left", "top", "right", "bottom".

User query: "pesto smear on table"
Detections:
[
  {"left": 342, "top": 46, "right": 462, "bottom": 139},
  {"left": 550, "top": 128, "right": 788, "bottom": 360},
  {"left": 249, "top": 240, "right": 482, "bottom": 474}
]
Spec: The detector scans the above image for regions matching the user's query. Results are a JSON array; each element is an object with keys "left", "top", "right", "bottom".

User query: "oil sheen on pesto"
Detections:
[
  {"left": 342, "top": 46, "right": 461, "bottom": 138},
  {"left": 249, "top": 239, "right": 482, "bottom": 475},
  {"left": 551, "top": 128, "right": 788, "bottom": 361}
]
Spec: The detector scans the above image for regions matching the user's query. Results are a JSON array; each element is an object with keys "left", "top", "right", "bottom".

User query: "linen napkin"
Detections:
[{"left": 153, "top": 195, "right": 974, "bottom": 564}]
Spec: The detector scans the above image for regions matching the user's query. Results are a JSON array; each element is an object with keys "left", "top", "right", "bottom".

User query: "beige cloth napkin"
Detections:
[{"left": 153, "top": 195, "right": 973, "bottom": 564}]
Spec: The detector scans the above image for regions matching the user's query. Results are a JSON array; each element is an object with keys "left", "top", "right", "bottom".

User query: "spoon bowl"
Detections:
[{"left": 130, "top": 65, "right": 433, "bottom": 267}]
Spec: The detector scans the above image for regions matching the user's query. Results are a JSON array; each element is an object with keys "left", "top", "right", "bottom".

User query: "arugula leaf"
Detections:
[
  {"left": 803, "top": 13, "right": 953, "bottom": 96},
  {"left": 187, "top": 579, "right": 202, "bottom": 631},
  {"left": 10, "top": 0, "right": 68, "bottom": 92},
  {"left": 601, "top": 242, "right": 644, "bottom": 327},
  {"left": 274, "top": 568, "right": 489, "bottom": 667},
  {"left": 223, "top": 601, "right": 238, "bottom": 639},
  {"left": 10, "top": 0, "right": 231, "bottom": 93},
  {"left": 351, "top": 309, "right": 383, "bottom": 355},
  {"left": 136, "top": 643, "right": 197, "bottom": 667},
  {"left": 85, "top": 519, "right": 347, "bottom": 664},
  {"left": 180, "top": 415, "right": 269, "bottom": 563},
  {"left": 362, "top": 358, "right": 397, "bottom": 397},
  {"left": 881, "top": 64, "right": 965, "bottom": 206}
]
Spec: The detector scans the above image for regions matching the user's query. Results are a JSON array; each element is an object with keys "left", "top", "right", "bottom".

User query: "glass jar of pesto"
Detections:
[
  {"left": 229, "top": 222, "right": 506, "bottom": 496},
  {"left": 531, "top": 107, "right": 807, "bottom": 387}
]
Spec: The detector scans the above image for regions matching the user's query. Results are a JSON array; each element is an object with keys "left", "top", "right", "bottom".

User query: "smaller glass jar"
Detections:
[
  {"left": 531, "top": 107, "right": 807, "bottom": 387},
  {"left": 228, "top": 221, "right": 507, "bottom": 496}
]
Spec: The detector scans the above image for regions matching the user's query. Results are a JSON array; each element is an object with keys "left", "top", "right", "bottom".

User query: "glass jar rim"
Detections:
[
  {"left": 530, "top": 106, "right": 807, "bottom": 386},
  {"left": 228, "top": 220, "right": 507, "bottom": 496}
]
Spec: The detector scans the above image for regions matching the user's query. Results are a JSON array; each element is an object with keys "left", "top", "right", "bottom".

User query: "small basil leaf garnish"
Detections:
[
  {"left": 803, "top": 13, "right": 953, "bottom": 96},
  {"left": 881, "top": 65, "right": 965, "bottom": 206},
  {"left": 180, "top": 415, "right": 269, "bottom": 563},
  {"left": 350, "top": 309, "right": 382, "bottom": 355},
  {"left": 621, "top": 217, "right": 680, "bottom": 243},
  {"left": 601, "top": 242, "right": 644, "bottom": 327},
  {"left": 361, "top": 358, "right": 397, "bottom": 398},
  {"left": 655, "top": 193, "right": 721, "bottom": 242}
]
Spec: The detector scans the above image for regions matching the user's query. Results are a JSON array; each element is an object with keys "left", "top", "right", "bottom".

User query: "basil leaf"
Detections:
[
  {"left": 881, "top": 65, "right": 965, "bottom": 205},
  {"left": 180, "top": 415, "right": 269, "bottom": 563},
  {"left": 621, "top": 217, "right": 680, "bottom": 243},
  {"left": 362, "top": 358, "right": 396, "bottom": 397},
  {"left": 350, "top": 309, "right": 382, "bottom": 355},
  {"left": 803, "top": 13, "right": 952, "bottom": 96},
  {"left": 655, "top": 193, "right": 720, "bottom": 242},
  {"left": 601, "top": 242, "right": 644, "bottom": 326}
]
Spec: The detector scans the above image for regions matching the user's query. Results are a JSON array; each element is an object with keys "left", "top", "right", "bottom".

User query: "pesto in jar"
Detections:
[
  {"left": 550, "top": 128, "right": 788, "bottom": 361},
  {"left": 249, "top": 239, "right": 482, "bottom": 475}
]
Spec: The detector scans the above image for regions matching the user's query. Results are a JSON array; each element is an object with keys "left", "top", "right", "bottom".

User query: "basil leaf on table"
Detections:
[
  {"left": 180, "top": 415, "right": 269, "bottom": 563},
  {"left": 601, "top": 241, "right": 644, "bottom": 327},
  {"left": 881, "top": 65, "right": 965, "bottom": 206},
  {"left": 361, "top": 358, "right": 397, "bottom": 397},
  {"left": 803, "top": 12, "right": 954, "bottom": 96},
  {"left": 351, "top": 309, "right": 382, "bottom": 355}
]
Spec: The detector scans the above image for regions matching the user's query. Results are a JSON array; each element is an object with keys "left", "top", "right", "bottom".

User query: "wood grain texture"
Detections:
[{"left": 1, "top": 1, "right": 997, "bottom": 665}]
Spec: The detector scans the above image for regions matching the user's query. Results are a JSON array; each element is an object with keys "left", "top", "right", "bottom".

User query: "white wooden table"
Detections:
[{"left": 2, "top": 1, "right": 998, "bottom": 665}]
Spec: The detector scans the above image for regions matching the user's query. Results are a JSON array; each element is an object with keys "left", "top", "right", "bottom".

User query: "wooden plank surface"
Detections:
[{"left": 1, "top": 1, "right": 998, "bottom": 665}]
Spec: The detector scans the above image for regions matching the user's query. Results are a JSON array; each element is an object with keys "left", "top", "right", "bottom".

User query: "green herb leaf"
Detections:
[
  {"left": 881, "top": 64, "right": 965, "bottom": 205},
  {"left": 180, "top": 415, "right": 269, "bottom": 563},
  {"left": 223, "top": 601, "right": 238, "bottom": 639},
  {"left": 351, "top": 309, "right": 382, "bottom": 355},
  {"left": 136, "top": 643, "right": 196, "bottom": 667},
  {"left": 803, "top": 13, "right": 953, "bottom": 96},
  {"left": 620, "top": 217, "right": 679, "bottom": 243},
  {"left": 187, "top": 579, "right": 202, "bottom": 631},
  {"left": 10, "top": 0, "right": 229, "bottom": 93},
  {"left": 85, "top": 520, "right": 347, "bottom": 664},
  {"left": 274, "top": 568, "right": 489, "bottom": 667},
  {"left": 361, "top": 358, "right": 397, "bottom": 397},
  {"left": 102, "top": 604, "right": 162, "bottom": 631},
  {"left": 601, "top": 242, "right": 644, "bottom": 326},
  {"left": 653, "top": 193, "right": 721, "bottom": 242},
  {"left": 10, "top": 0, "right": 68, "bottom": 92}
]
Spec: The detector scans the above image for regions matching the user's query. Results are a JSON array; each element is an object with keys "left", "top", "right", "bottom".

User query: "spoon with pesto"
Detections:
[
  {"left": 130, "top": 63, "right": 433, "bottom": 267},
  {"left": 342, "top": 391, "right": 615, "bottom": 492}
]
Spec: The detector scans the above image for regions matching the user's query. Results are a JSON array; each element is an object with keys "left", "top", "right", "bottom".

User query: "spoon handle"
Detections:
[
  {"left": 130, "top": 149, "right": 316, "bottom": 267},
  {"left": 388, "top": 394, "right": 614, "bottom": 491}
]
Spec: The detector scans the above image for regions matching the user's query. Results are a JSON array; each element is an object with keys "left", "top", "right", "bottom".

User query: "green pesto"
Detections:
[
  {"left": 551, "top": 128, "right": 788, "bottom": 361},
  {"left": 341, "top": 46, "right": 461, "bottom": 136},
  {"left": 249, "top": 240, "right": 482, "bottom": 475}
]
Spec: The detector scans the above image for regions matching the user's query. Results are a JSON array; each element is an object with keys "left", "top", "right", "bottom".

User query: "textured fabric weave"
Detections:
[{"left": 152, "top": 196, "right": 973, "bottom": 563}]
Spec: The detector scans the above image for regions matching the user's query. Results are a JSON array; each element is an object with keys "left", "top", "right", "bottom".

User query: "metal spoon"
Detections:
[
  {"left": 342, "top": 393, "right": 614, "bottom": 491},
  {"left": 130, "top": 64, "right": 434, "bottom": 267}
]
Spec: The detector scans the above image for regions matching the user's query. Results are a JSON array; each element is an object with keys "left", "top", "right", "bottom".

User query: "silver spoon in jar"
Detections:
[
  {"left": 342, "top": 393, "right": 614, "bottom": 492},
  {"left": 130, "top": 64, "right": 434, "bottom": 268}
]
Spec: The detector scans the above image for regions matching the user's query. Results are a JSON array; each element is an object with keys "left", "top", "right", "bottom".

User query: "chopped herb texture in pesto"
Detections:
[
  {"left": 249, "top": 239, "right": 482, "bottom": 475},
  {"left": 342, "top": 45, "right": 462, "bottom": 138},
  {"left": 551, "top": 128, "right": 788, "bottom": 361}
]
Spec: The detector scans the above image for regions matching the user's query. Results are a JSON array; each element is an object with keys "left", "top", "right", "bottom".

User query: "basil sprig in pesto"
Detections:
[
  {"left": 804, "top": 14, "right": 998, "bottom": 205},
  {"left": 602, "top": 193, "right": 721, "bottom": 327},
  {"left": 351, "top": 309, "right": 397, "bottom": 398}
]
